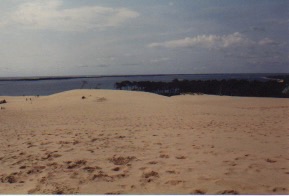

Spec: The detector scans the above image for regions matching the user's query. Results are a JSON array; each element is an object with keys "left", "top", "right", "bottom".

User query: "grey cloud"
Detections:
[
  {"left": 79, "top": 65, "right": 89, "bottom": 68},
  {"left": 0, "top": 0, "right": 139, "bottom": 31},
  {"left": 150, "top": 57, "right": 170, "bottom": 63},
  {"left": 250, "top": 26, "right": 266, "bottom": 32},
  {"left": 121, "top": 63, "right": 142, "bottom": 67},
  {"left": 79, "top": 64, "right": 109, "bottom": 68},
  {"left": 98, "top": 64, "right": 110, "bottom": 68}
]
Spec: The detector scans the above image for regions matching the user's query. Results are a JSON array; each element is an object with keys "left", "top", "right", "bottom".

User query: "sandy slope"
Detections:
[{"left": 0, "top": 89, "right": 288, "bottom": 194}]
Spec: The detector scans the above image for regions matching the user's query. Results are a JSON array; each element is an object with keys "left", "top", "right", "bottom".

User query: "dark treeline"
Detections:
[
  {"left": 115, "top": 79, "right": 289, "bottom": 98},
  {"left": 268, "top": 75, "right": 289, "bottom": 83}
]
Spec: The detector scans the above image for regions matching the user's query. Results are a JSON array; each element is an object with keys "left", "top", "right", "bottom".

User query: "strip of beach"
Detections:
[{"left": 0, "top": 89, "right": 288, "bottom": 194}]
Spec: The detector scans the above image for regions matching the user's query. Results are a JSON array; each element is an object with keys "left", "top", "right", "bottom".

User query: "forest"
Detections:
[{"left": 115, "top": 78, "right": 289, "bottom": 98}]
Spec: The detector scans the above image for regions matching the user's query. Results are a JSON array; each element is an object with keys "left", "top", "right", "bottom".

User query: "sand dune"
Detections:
[{"left": 0, "top": 90, "right": 288, "bottom": 194}]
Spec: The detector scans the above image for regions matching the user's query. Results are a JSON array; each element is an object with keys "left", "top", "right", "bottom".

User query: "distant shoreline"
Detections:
[
  {"left": 0, "top": 73, "right": 288, "bottom": 97},
  {"left": 1, "top": 73, "right": 288, "bottom": 82}
]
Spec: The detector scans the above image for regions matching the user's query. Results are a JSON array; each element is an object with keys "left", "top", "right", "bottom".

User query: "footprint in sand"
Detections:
[
  {"left": 166, "top": 170, "right": 177, "bottom": 174},
  {"left": 109, "top": 155, "right": 136, "bottom": 165},
  {"left": 223, "top": 160, "right": 237, "bottom": 166},
  {"left": 140, "top": 169, "right": 160, "bottom": 183},
  {"left": 160, "top": 154, "right": 169, "bottom": 158},
  {"left": 265, "top": 158, "right": 277, "bottom": 163},
  {"left": 0, "top": 173, "right": 17, "bottom": 183},
  {"left": 83, "top": 166, "right": 101, "bottom": 173},
  {"left": 272, "top": 187, "right": 287, "bottom": 193},
  {"left": 105, "top": 191, "right": 123, "bottom": 194},
  {"left": 41, "top": 151, "right": 62, "bottom": 160},
  {"left": 90, "top": 171, "right": 114, "bottom": 182},
  {"left": 217, "top": 190, "right": 239, "bottom": 194},
  {"left": 91, "top": 138, "right": 98, "bottom": 142},
  {"left": 112, "top": 167, "right": 121, "bottom": 171},
  {"left": 147, "top": 161, "right": 158, "bottom": 165},
  {"left": 165, "top": 180, "right": 184, "bottom": 186},
  {"left": 192, "top": 189, "right": 206, "bottom": 194},
  {"left": 27, "top": 166, "right": 46, "bottom": 174},
  {"left": 65, "top": 160, "right": 87, "bottom": 169},
  {"left": 29, "top": 183, "right": 79, "bottom": 194},
  {"left": 175, "top": 155, "right": 186, "bottom": 159}
]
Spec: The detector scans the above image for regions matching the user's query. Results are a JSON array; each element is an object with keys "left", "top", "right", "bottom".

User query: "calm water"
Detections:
[{"left": 0, "top": 73, "right": 286, "bottom": 96}]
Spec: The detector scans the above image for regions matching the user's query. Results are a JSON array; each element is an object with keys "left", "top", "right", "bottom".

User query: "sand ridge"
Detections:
[{"left": 0, "top": 90, "right": 289, "bottom": 194}]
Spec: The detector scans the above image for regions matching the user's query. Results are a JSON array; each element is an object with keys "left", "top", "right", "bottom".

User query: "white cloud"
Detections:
[
  {"left": 148, "top": 32, "right": 254, "bottom": 49},
  {"left": 0, "top": 0, "right": 139, "bottom": 31},
  {"left": 148, "top": 32, "right": 288, "bottom": 68},
  {"left": 258, "top": 38, "right": 279, "bottom": 46}
]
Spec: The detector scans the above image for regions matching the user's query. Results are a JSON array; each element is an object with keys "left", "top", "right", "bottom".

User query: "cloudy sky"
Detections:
[{"left": 0, "top": 0, "right": 288, "bottom": 77}]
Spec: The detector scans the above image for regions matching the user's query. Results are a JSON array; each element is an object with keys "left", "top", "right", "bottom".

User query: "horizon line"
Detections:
[{"left": 1, "top": 72, "right": 289, "bottom": 80}]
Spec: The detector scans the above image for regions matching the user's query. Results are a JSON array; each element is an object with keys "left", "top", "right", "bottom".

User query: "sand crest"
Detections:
[{"left": 0, "top": 90, "right": 288, "bottom": 194}]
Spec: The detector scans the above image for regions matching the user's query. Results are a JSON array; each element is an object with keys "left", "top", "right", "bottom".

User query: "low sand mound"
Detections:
[
  {"left": 0, "top": 90, "right": 289, "bottom": 194},
  {"left": 49, "top": 89, "right": 167, "bottom": 101}
]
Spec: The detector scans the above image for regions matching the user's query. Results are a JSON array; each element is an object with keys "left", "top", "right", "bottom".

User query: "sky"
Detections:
[{"left": 0, "top": 0, "right": 288, "bottom": 77}]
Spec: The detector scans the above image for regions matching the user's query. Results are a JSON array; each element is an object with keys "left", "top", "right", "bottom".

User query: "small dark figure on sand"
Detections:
[{"left": 0, "top": 99, "right": 7, "bottom": 104}]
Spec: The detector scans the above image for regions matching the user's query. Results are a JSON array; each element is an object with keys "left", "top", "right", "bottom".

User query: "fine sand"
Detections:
[{"left": 0, "top": 90, "right": 288, "bottom": 194}]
